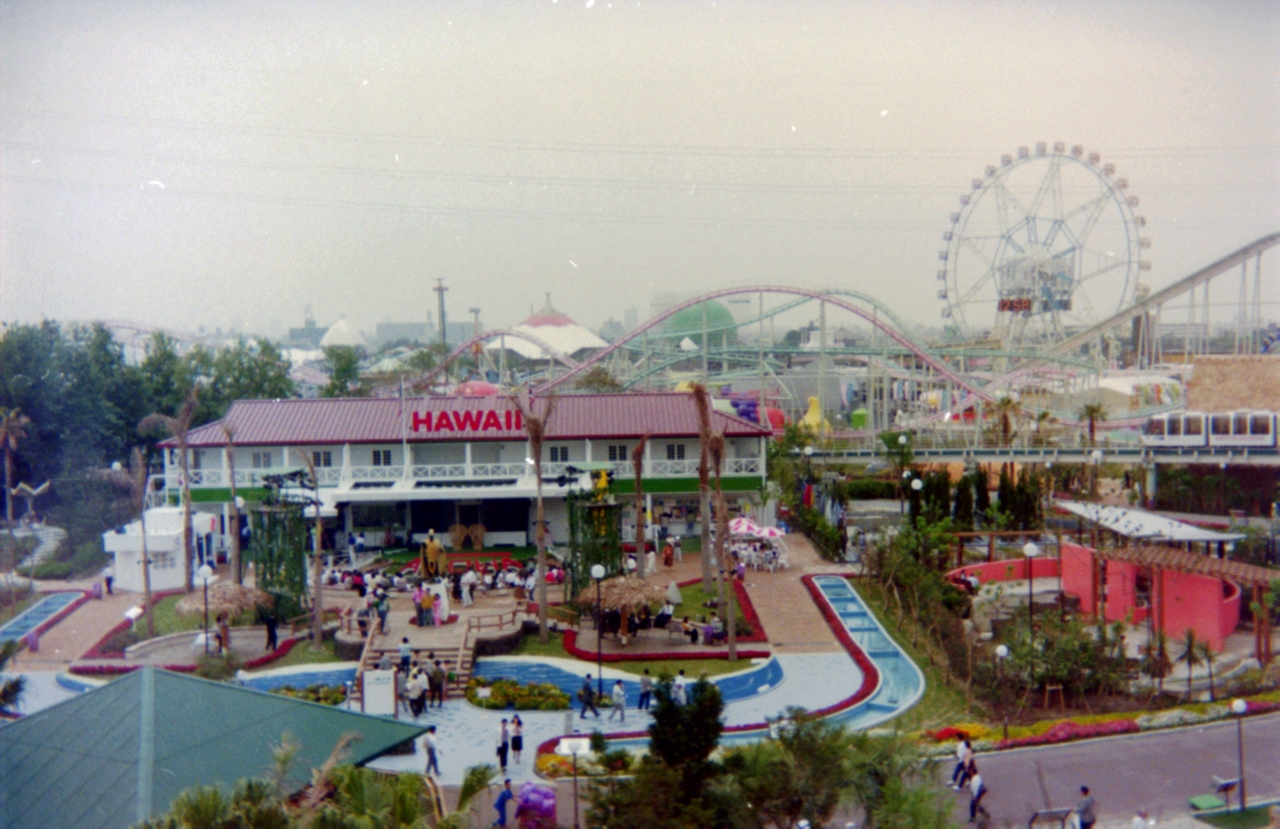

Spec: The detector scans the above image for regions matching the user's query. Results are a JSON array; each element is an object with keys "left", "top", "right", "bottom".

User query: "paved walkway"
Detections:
[
  {"left": 746, "top": 534, "right": 844, "bottom": 654},
  {"left": 8, "top": 581, "right": 137, "bottom": 671}
]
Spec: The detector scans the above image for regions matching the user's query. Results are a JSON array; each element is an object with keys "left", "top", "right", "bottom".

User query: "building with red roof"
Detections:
[
  {"left": 484, "top": 294, "right": 607, "bottom": 362},
  {"left": 157, "top": 392, "right": 770, "bottom": 563}
]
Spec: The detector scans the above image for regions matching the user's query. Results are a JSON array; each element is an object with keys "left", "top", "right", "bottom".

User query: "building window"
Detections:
[
  {"left": 252, "top": 452, "right": 274, "bottom": 469},
  {"left": 372, "top": 449, "right": 393, "bottom": 466},
  {"left": 549, "top": 446, "right": 569, "bottom": 463},
  {"left": 607, "top": 444, "right": 629, "bottom": 462},
  {"left": 313, "top": 451, "right": 333, "bottom": 467},
  {"left": 666, "top": 444, "right": 686, "bottom": 461}
]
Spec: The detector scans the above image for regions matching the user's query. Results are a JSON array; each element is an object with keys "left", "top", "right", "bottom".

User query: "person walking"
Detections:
[
  {"left": 102, "top": 564, "right": 114, "bottom": 595},
  {"left": 510, "top": 715, "right": 524, "bottom": 764},
  {"left": 673, "top": 536, "right": 683, "bottom": 562},
  {"left": 579, "top": 675, "right": 600, "bottom": 718},
  {"left": 495, "top": 719, "right": 510, "bottom": 775},
  {"left": 1075, "top": 786, "right": 1097, "bottom": 829},
  {"left": 967, "top": 762, "right": 988, "bottom": 824},
  {"left": 375, "top": 591, "right": 390, "bottom": 634},
  {"left": 424, "top": 725, "right": 442, "bottom": 776},
  {"left": 398, "top": 637, "right": 413, "bottom": 675},
  {"left": 412, "top": 584, "right": 426, "bottom": 627},
  {"left": 673, "top": 670, "right": 688, "bottom": 705},
  {"left": 407, "top": 667, "right": 426, "bottom": 717},
  {"left": 263, "top": 611, "right": 279, "bottom": 652},
  {"left": 608, "top": 680, "right": 627, "bottom": 722},
  {"left": 428, "top": 660, "right": 447, "bottom": 708},
  {"left": 491, "top": 779, "right": 514, "bottom": 828},
  {"left": 637, "top": 669, "right": 653, "bottom": 711},
  {"left": 949, "top": 739, "right": 974, "bottom": 789}
]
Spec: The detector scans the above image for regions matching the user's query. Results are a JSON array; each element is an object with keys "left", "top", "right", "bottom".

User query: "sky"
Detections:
[{"left": 1, "top": 0, "right": 1277, "bottom": 342}]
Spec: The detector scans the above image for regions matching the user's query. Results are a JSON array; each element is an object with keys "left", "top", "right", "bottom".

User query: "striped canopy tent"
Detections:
[{"left": 728, "top": 517, "right": 762, "bottom": 536}]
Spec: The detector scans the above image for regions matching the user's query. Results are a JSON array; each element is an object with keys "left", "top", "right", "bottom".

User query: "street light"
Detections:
[
  {"left": 802, "top": 445, "right": 814, "bottom": 479},
  {"left": 995, "top": 644, "right": 1010, "bottom": 739},
  {"left": 1231, "top": 698, "right": 1248, "bottom": 810},
  {"left": 556, "top": 736, "right": 593, "bottom": 829},
  {"left": 197, "top": 563, "right": 214, "bottom": 655},
  {"left": 591, "top": 563, "right": 606, "bottom": 699},
  {"left": 1023, "top": 542, "right": 1040, "bottom": 625}
]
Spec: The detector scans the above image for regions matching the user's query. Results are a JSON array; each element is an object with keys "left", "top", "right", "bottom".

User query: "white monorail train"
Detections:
[{"left": 1141, "top": 410, "right": 1277, "bottom": 449}]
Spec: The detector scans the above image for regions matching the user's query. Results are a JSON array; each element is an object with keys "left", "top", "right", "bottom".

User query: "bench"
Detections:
[{"left": 666, "top": 619, "right": 686, "bottom": 641}]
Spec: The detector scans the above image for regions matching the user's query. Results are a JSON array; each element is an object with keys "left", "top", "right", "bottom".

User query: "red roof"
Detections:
[
  {"left": 519, "top": 312, "right": 577, "bottom": 328},
  {"left": 180, "top": 393, "right": 772, "bottom": 447}
]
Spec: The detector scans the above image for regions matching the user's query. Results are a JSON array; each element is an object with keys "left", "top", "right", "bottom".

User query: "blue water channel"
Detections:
[
  {"left": 808, "top": 575, "right": 924, "bottom": 731},
  {"left": 0, "top": 591, "right": 81, "bottom": 644},
  {"left": 473, "top": 656, "right": 785, "bottom": 709}
]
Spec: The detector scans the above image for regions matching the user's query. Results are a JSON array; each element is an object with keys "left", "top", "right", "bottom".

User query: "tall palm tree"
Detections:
[
  {"left": 139, "top": 387, "right": 200, "bottom": 593},
  {"left": 1196, "top": 640, "right": 1216, "bottom": 701},
  {"left": 294, "top": 449, "right": 326, "bottom": 649},
  {"left": 1, "top": 407, "right": 31, "bottom": 533},
  {"left": 1176, "top": 629, "right": 1205, "bottom": 700},
  {"left": 993, "top": 396, "right": 1019, "bottom": 447},
  {"left": 1077, "top": 402, "right": 1107, "bottom": 446},
  {"left": 513, "top": 392, "right": 555, "bottom": 643},
  {"left": 631, "top": 436, "right": 649, "bottom": 583},
  {"left": 222, "top": 423, "right": 244, "bottom": 585},
  {"left": 119, "top": 447, "right": 157, "bottom": 638},
  {"left": 691, "top": 383, "right": 714, "bottom": 587},
  {"left": 708, "top": 434, "right": 737, "bottom": 660}
]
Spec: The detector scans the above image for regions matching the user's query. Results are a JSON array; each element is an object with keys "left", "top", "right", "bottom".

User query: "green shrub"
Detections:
[
  {"left": 840, "top": 478, "right": 898, "bottom": 500},
  {"left": 18, "top": 540, "right": 108, "bottom": 580},
  {"left": 195, "top": 651, "right": 242, "bottom": 681},
  {"left": 271, "top": 683, "right": 348, "bottom": 706}
]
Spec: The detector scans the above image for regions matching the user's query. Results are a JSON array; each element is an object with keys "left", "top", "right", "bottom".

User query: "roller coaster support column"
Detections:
[{"left": 818, "top": 298, "right": 828, "bottom": 421}]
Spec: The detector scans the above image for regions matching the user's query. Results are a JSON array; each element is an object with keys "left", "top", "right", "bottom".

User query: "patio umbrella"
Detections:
[
  {"left": 754, "top": 526, "right": 785, "bottom": 539},
  {"left": 174, "top": 583, "right": 273, "bottom": 619},
  {"left": 573, "top": 576, "right": 667, "bottom": 612},
  {"left": 729, "top": 516, "right": 762, "bottom": 535}
]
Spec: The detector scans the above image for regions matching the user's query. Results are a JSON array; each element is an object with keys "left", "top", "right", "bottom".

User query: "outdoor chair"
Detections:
[
  {"left": 468, "top": 524, "right": 486, "bottom": 549},
  {"left": 448, "top": 524, "right": 468, "bottom": 549}
]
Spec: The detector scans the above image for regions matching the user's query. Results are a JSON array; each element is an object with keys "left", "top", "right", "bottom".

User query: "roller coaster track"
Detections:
[
  {"left": 372, "top": 327, "right": 579, "bottom": 396},
  {"left": 534, "top": 286, "right": 1089, "bottom": 419},
  {"left": 1049, "top": 231, "right": 1280, "bottom": 355}
]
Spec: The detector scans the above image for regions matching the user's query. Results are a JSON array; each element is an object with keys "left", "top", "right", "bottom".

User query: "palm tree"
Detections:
[
  {"left": 436, "top": 764, "right": 500, "bottom": 829},
  {"left": 707, "top": 434, "right": 737, "bottom": 660},
  {"left": 994, "top": 396, "right": 1019, "bottom": 447},
  {"left": 691, "top": 383, "right": 714, "bottom": 587},
  {"left": 1, "top": 407, "right": 31, "bottom": 533},
  {"left": 117, "top": 447, "right": 157, "bottom": 638},
  {"left": 1077, "top": 402, "right": 1107, "bottom": 447},
  {"left": 139, "top": 387, "right": 200, "bottom": 593},
  {"left": 1176, "top": 629, "right": 1204, "bottom": 700},
  {"left": 631, "top": 436, "right": 649, "bottom": 583},
  {"left": 1196, "top": 640, "right": 1216, "bottom": 701},
  {"left": 513, "top": 392, "right": 555, "bottom": 643},
  {"left": 294, "top": 449, "right": 325, "bottom": 650},
  {"left": 222, "top": 423, "right": 243, "bottom": 585}
]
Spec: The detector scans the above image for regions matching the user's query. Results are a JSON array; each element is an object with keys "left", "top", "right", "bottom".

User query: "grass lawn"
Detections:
[
  {"left": 131, "top": 595, "right": 256, "bottom": 639},
  {"left": 852, "top": 578, "right": 982, "bottom": 732},
  {"left": 380, "top": 546, "right": 539, "bottom": 566},
  {"left": 0, "top": 589, "right": 39, "bottom": 627},
  {"left": 511, "top": 631, "right": 748, "bottom": 679},
  {"left": 1195, "top": 806, "right": 1274, "bottom": 828},
  {"left": 264, "top": 637, "right": 346, "bottom": 669},
  {"left": 678, "top": 581, "right": 750, "bottom": 635}
]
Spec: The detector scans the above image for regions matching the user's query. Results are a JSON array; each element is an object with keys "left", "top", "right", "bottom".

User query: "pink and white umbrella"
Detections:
[
  {"left": 753, "top": 525, "right": 786, "bottom": 539},
  {"left": 729, "top": 517, "right": 762, "bottom": 536}
]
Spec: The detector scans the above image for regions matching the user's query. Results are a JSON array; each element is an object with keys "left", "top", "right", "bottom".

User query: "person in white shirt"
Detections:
[
  {"left": 424, "top": 725, "right": 441, "bottom": 776},
  {"left": 645, "top": 547, "right": 657, "bottom": 576},
  {"left": 608, "top": 680, "right": 627, "bottom": 721},
  {"left": 672, "top": 669, "right": 688, "bottom": 705},
  {"left": 460, "top": 568, "right": 477, "bottom": 606}
]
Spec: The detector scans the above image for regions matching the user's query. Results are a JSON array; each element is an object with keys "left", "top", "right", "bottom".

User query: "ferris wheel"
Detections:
[{"left": 939, "top": 142, "right": 1149, "bottom": 346}]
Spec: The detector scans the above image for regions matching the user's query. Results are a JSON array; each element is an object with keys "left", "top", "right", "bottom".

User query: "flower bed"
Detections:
[
  {"left": 68, "top": 663, "right": 196, "bottom": 676},
  {"left": 561, "top": 630, "right": 771, "bottom": 663},
  {"left": 466, "top": 677, "right": 570, "bottom": 710},
  {"left": 271, "top": 683, "right": 348, "bottom": 706},
  {"left": 997, "top": 718, "right": 1139, "bottom": 749},
  {"left": 243, "top": 637, "right": 299, "bottom": 669}
]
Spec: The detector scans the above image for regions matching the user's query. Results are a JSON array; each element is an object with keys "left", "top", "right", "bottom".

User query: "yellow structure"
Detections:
[{"left": 799, "top": 396, "right": 831, "bottom": 436}]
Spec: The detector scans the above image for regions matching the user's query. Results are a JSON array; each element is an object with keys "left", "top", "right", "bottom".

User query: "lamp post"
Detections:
[
  {"left": 803, "top": 445, "right": 814, "bottom": 480},
  {"left": 909, "top": 476, "right": 924, "bottom": 528},
  {"left": 1231, "top": 698, "right": 1248, "bottom": 810},
  {"left": 1022, "top": 541, "right": 1040, "bottom": 625},
  {"left": 995, "top": 644, "right": 1010, "bottom": 740},
  {"left": 557, "top": 736, "right": 592, "bottom": 829},
  {"left": 900, "top": 469, "right": 911, "bottom": 514},
  {"left": 591, "top": 563, "right": 605, "bottom": 699},
  {"left": 197, "top": 563, "right": 214, "bottom": 655}
]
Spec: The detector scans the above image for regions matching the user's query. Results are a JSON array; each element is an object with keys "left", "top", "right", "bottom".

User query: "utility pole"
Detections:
[{"left": 434, "top": 278, "right": 449, "bottom": 348}]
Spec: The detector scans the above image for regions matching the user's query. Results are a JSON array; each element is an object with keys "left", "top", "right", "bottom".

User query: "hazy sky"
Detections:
[{"left": 2, "top": 0, "right": 1277, "bottom": 340}]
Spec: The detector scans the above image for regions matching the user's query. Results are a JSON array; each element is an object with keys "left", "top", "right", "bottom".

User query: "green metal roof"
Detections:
[{"left": 0, "top": 667, "right": 426, "bottom": 829}]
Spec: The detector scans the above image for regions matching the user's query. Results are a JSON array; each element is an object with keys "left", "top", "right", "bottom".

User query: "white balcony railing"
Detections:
[
  {"left": 412, "top": 464, "right": 467, "bottom": 480},
  {"left": 727, "top": 458, "right": 762, "bottom": 475},
  {"left": 470, "top": 462, "right": 527, "bottom": 478},
  {"left": 649, "top": 459, "right": 701, "bottom": 476},
  {"left": 349, "top": 465, "right": 405, "bottom": 481}
]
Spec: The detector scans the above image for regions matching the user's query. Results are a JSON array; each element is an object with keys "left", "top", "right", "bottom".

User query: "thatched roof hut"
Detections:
[
  {"left": 174, "top": 582, "right": 273, "bottom": 619},
  {"left": 573, "top": 576, "right": 666, "bottom": 612}
]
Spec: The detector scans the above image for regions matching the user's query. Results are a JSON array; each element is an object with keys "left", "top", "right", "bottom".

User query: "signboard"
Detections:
[
  {"left": 362, "top": 669, "right": 398, "bottom": 717},
  {"left": 411, "top": 409, "right": 523, "bottom": 433}
]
